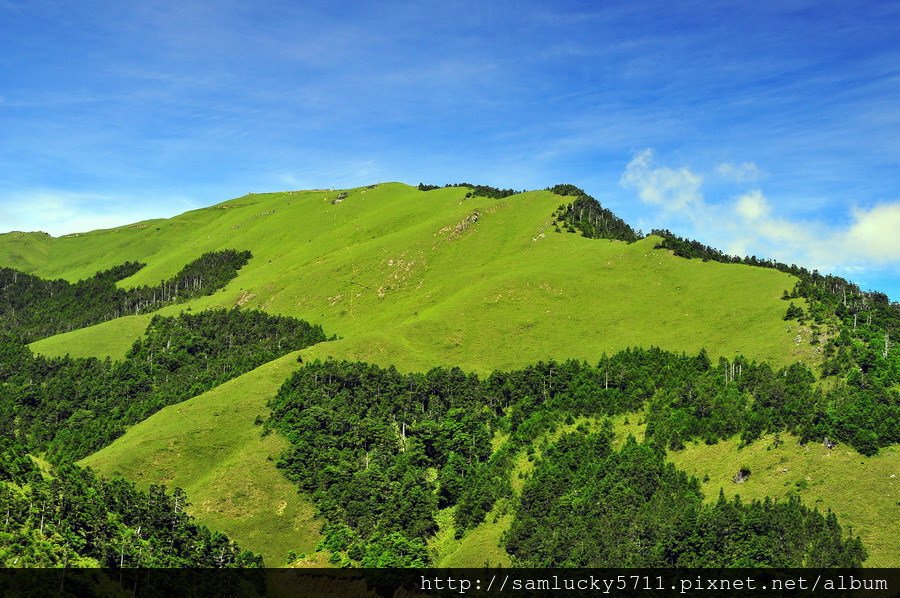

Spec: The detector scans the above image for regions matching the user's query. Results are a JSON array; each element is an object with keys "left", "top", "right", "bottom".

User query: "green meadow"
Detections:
[
  {"left": 29, "top": 314, "right": 153, "bottom": 360},
  {"left": 5, "top": 184, "right": 803, "bottom": 371},
  {"left": 668, "top": 433, "right": 899, "bottom": 568},
  {"left": 434, "top": 417, "right": 899, "bottom": 568},
  {"left": 80, "top": 351, "right": 321, "bottom": 565}
]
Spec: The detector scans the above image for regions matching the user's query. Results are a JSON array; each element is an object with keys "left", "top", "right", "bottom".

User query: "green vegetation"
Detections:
[
  {"left": 650, "top": 228, "right": 899, "bottom": 392},
  {"left": 553, "top": 185, "right": 898, "bottom": 394},
  {"left": 508, "top": 430, "right": 864, "bottom": 567},
  {"left": 418, "top": 182, "right": 522, "bottom": 199},
  {"left": 1, "top": 309, "right": 329, "bottom": 462},
  {"left": 0, "top": 250, "right": 251, "bottom": 342},
  {"left": 29, "top": 314, "right": 153, "bottom": 360},
  {"left": 0, "top": 439, "right": 260, "bottom": 567},
  {"left": 265, "top": 353, "right": 884, "bottom": 566},
  {"left": 668, "top": 433, "right": 899, "bottom": 567},
  {"left": 0, "top": 184, "right": 802, "bottom": 372},
  {"left": 430, "top": 505, "right": 513, "bottom": 567},
  {"left": 81, "top": 351, "right": 323, "bottom": 566},
  {"left": 1, "top": 182, "right": 896, "bottom": 569},
  {"left": 550, "top": 183, "right": 642, "bottom": 242}
]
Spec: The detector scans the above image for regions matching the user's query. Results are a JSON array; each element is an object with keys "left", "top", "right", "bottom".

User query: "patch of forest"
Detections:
[
  {"left": 549, "top": 184, "right": 643, "bottom": 242},
  {"left": 0, "top": 256, "right": 334, "bottom": 570},
  {"left": 266, "top": 351, "right": 881, "bottom": 567},
  {"left": 508, "top": 430, "right": 865, "bottom": 567},
  {"left": 0, "top": 249, "right": 252, "bottom": 342},
  {"left": 0, "top": 309, "right": 331, "bottom": 462},
  {"left": 417, "top": 182, "right": 523, "bottom": 199},
  {"left": 0, "top": 437, "right": 261, "bottom": 567}
]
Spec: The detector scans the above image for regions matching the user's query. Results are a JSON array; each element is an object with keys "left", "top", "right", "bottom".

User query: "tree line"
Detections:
[
  {"left": 417, "top": 182, "right": 522, "bottom": 199},
  {"left": 0, "top": 249, "right": 252, "bottom": 342}
]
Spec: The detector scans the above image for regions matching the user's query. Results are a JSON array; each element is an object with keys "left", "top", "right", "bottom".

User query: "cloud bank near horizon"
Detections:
[{"left": 0, "top": 190, "right": 197, "bottom": 238}]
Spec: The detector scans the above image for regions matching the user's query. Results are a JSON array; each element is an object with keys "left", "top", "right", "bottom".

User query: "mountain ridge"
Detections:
[{"left": 3, "top": 183, "right": 805, "bottom": 373}]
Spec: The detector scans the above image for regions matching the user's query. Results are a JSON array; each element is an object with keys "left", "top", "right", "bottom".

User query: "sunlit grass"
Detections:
[
  {"left": 667, "top": 433, "right": 898, "bottom": 567},
  {"left": 80, "top": 351, "right": 322, "bottom": 566}
]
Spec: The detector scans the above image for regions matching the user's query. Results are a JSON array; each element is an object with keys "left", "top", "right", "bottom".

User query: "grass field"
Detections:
[
  {"left": 29, "top": 314, "right": 153, "bottom": 360},
  {"left": 80, "top": 351, "right": 322, "bottom": 566},
  {"left": 9, "top": 184, "right": 806, "bottom": 372},
  {"left": 9, "top": 183, "right": 888, "bottom": 566},
  {"left": 431, "top": 504, "right": 514, "bottom": 568},
  {"left": 428, "top": 414, "right": 898, "bottom": 568}
]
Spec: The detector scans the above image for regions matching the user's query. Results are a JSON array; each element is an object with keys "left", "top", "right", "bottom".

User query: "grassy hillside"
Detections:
[
  {"left": 0, "top": 231, "right": 54, "bottom": 272},
  {"left": 668, "top": 433, "right": 899, "bottom": 568},
  {"left": 28, "top": 314, "right": 152, "bottom": 360},
  {"left": 10, "top": 183, "right": 886, "bottom": 567},
  {"left": 431, "top": 416, "right": 898, "bottom": 568},
  {"left": 4, "top": 184, "right": 805, "bottom": 372},
  {"left": 80, "top": 351, "right": 322, "bottom": 566}
]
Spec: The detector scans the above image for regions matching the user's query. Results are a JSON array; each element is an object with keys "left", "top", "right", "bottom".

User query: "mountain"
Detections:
[
  {"left": 4, "top": 183, "right": 800, "bottom": 371},
  {"left": 0, "top": 183, "right": 895, "bottom": 568}
]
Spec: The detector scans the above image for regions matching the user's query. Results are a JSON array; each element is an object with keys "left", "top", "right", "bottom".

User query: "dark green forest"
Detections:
[
  {"left": 0, "top": 249, "right": 251, "bottom": 342},
  {"left": 0, "top": 255, "right": 330, "bottom": 568},
  {"left": 0, "top": 309, "right": 329, "bottom": 462},
  {"left": 266, "top": 353, "right": 876, "bottom": 567},
  {"left": 417, "top": 182, "right": 523, "bottom": 199},
  {"left": 508, "top": 431, "right": 865, "bottom": 567},
  {"left": 0, "top": 304, "right": 327, "bottom": 568},
  {"left": 549, "top": 184, "right": 643, "bottom": 242}
]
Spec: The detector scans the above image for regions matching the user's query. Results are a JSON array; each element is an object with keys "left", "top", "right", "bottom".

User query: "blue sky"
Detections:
[{"left": 2, "top": 0, "right": 899, "bottom": 298}]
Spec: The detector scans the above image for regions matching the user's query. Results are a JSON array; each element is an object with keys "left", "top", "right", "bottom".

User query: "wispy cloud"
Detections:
[
  {"left": 717, "top": 162, "right": 763, "bottom": 183},
  {"left": 620, "top": 149, "right": 702, "bottom": 212},
  {"left": 620, "top": 150, "right": 900, "bottom": 290}
]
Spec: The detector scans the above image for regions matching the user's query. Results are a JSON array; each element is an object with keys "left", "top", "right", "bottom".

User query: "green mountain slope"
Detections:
[
  {"left": 80, "top": 351, "right": 321, "bottom": 565},
  {"left": 29, "top": 314, "right": 153, "bottom": 360},
  {"left": 668, "top": 432, "right": 898, "bottom": 567},
  {"left": 4, "top": 183, "right": 892, "bottom": 567},
  {"left": 3, "top": 184, "right": 804, "bottom": 372}
]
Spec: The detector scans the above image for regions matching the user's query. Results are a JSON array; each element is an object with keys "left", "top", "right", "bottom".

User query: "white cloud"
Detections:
[
  {"left": 734, "top": 190, "right": 770, "bottom": 221},
  {"left": 837, "top": 203, "right": 900, "bottom": 264},
  {"left": 620, "top": 149, "right": 702, "bottom": 212},
  {"left": 619, "top": 149, "right": 900, "bottom": 282},
  {"left": 729, "top": 197, "right": 900, "bottom": 269},
  {"left": 716, "top": 161, "right": 762, "bottom": 183}
]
